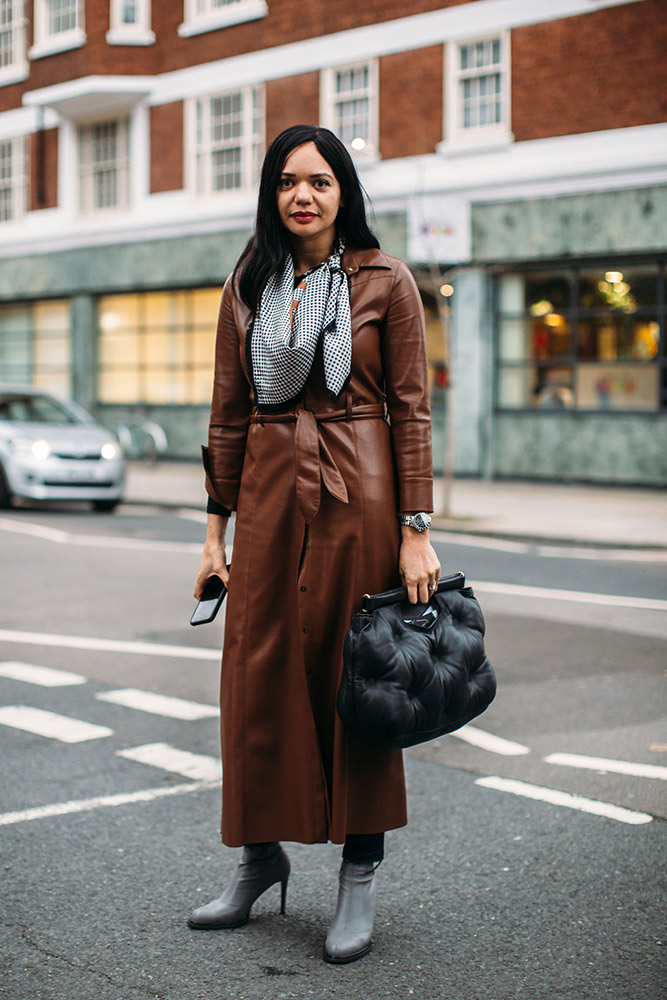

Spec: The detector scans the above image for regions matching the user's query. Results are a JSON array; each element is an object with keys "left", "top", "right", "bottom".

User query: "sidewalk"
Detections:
[{"left": 123, "top": 460, "right": 667, "bottom": 549}]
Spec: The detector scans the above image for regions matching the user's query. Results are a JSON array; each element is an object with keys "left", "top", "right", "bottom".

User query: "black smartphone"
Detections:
[{"left": 190, "top": 574, "right": 227, "bottom": 626}]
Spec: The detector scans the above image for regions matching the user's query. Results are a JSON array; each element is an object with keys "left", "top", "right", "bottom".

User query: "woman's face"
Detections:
[{"left": 276, "top": 142, "right": 342, "bottom": 245}]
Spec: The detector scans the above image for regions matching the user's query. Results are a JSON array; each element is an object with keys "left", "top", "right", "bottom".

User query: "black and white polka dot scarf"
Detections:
[{"left": 250, "top": 241, "right": 351, "bottom": 408}]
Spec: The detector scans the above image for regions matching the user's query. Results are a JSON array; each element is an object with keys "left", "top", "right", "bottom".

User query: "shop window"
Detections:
[
  {"left": 0, "top": 300, "right": 71, "bottom": 395},
  {"left": 190, "top": 86, "right": 264, "bottom": 196},
  {"left": 0, "top": 0, "right": 28, "bottom": 85},
  {"left": 30, "top": 0, "right": 85, "bottom": 58},
  {"left": 320, "top": 61, "right": 378, "bottom": 156},
  {"left": 107, "top": 0, "right": 154, "bottom": 45},
  {"left": 496, "top": 265, "right": 664, "bottom": 412},
  {"left": 444, "top": 32, "right": 511, "bottom": 148},
  {"left": 98, "top": 288, "right": 221, "bottom": 404},
  {"left": 79, "top": 118, "right": 130, "bottom": 214},
  {"left": 0, "top": 135, "right": 28, "bottom": 223},
  {"left": 178, "top": 0, "right": 268, "bottom": 38}
]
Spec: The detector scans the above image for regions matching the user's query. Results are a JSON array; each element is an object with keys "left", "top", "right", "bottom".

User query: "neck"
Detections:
[{"left": 289, "top": 231, "right": 337, "bottom": 275}]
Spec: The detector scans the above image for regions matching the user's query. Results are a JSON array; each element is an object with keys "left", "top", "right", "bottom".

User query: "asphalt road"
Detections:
[{"left": 0, "top": 504, "right": 665, "bottom": 1000}]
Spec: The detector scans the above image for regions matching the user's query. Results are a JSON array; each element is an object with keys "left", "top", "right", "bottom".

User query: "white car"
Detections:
[{"left": 0, "top": 385, "right": 125, "bottom": 512}]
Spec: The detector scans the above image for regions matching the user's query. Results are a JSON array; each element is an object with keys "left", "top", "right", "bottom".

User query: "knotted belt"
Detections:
[{"left": 250, "top": 400, "right": 386, "bottom": 523}]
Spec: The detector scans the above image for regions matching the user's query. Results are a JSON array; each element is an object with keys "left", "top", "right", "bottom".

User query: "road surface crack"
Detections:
[{"left": 9, "top": 922, "right": 167, "bottom": 999}]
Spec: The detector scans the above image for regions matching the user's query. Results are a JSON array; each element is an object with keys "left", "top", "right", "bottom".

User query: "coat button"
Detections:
[
  {"left": 300, "top": 586, "right": 307, "bottom": 592},
  {"left": 306, "top": 666, "right": 312, "bottom": 674},
  {"left": 303, "top": 627, "right": 309, "bottom": 633}
]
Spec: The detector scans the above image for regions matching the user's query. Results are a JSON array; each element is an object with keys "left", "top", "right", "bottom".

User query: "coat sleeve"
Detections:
[
  {"left": 380, "top": 260, "right": 434, "bottom": 513},
  {"left": 202, "top": 275, "right": 252, "bottom": 511}
]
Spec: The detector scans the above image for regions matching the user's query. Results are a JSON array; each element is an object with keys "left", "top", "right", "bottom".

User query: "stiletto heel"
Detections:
[{"left": 188, "top": 843, "right": 291, "bottom": 930}]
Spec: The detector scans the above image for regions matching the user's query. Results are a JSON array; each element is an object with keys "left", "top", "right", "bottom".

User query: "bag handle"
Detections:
[{"left": 360, "top": 571, "right": 466, "bottom": 613}]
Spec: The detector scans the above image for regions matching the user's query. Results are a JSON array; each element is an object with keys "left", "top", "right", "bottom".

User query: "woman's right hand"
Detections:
[{"left": 194, "top": 514, "right": 230, "bottom": 599}]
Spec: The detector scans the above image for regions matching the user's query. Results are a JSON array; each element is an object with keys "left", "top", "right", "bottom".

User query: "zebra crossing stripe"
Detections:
[
  {"left": 544, "top": 752, "right": 667, "bottom": 781},
  {"left": 117, "top": 743, "right": 221, "bottom": 781},
  {"left": 96, "top": 688, "right": 218, "bottom": 720},
  {"left": 475, "top": 776, "right": 653, "bottom": 825},
  {"left": 0, "top": 706, "right": 112, "bottom": 743},
  {"left": 449, "top": 725, "right": 529, "bottom": 756},
  {"left": 0, "top": 780, "right": 220, "bottom": 827},
  {"left": 0, "top": 661, "right": 86, "bottom": 687}
]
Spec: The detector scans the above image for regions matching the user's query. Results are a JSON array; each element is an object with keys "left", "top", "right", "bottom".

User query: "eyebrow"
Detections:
[{"left": 280, "top": 171, "right": 334, "bottom": 179}]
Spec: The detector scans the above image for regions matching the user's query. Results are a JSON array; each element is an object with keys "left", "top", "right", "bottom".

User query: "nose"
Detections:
[{"left": 294, "top": 181, "right": 312, "bottom": 204}]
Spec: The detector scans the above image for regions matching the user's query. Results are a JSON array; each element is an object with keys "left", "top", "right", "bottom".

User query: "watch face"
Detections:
[{"left": 415, "top": 513, "right": 431, "bottom": 531}]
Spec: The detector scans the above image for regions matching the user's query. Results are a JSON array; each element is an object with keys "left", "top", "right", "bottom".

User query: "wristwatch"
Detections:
[{"left": 398, "top": 512, "right": 431, "bottom": 532}]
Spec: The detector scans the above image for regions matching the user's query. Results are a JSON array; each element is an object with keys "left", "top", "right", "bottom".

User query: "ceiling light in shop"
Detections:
[
  {"left": 605, "top": 271, "right": 623, "bottom": 283},
  {"left": 530, "top": 299, "right": 552, "bottom": 317},
  {"left": 544, "top": 314, "right": 566, "bottom": 328},
  {"left": 439, "top": 284, "right": 454, "bottom": 297},
  {"left": 351, "top": 137, "right": 366, "bottom": 151}
]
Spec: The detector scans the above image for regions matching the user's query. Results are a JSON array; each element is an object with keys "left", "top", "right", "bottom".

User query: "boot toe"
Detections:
[
  {"left": 187, "top": 900, "right": 248, "bottom": 930},
  {"left": 323, "top": 934, "right": 372, "bottom": 964}
]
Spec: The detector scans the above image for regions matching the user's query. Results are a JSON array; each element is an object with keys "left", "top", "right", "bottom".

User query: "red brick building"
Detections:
[{"left": 1, "top": 0, "right": 666, "bottom": 482}]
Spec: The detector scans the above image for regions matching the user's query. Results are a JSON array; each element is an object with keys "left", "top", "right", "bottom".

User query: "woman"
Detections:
[{"left": 189, "top": 124, "right": 440, "bottom": 964}]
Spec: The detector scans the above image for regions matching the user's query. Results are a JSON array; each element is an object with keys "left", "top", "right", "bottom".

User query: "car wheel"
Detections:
[
  {"left": 93, "top": 499, "right": 120, "bottom": 513},
  {"left": 0, "top": 465, "right": 13, "bottom": 509}
]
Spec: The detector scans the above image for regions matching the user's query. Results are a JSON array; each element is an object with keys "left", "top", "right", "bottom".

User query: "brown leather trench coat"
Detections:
[{"left": 203, "top": 246, "right": 433, "bottom": 847}]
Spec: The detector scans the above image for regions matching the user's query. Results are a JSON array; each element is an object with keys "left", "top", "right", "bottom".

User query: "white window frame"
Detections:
[
  {"left": 107, "top": 0, "right": 155, "bottom": 46},
  {"left": 186, "top": 85, "right": 264, "bottom": 199},
  {"left": 442, "top": 31, "right": 512, "bottom": 152},
  {"left": 178, "top": 0, "right": 268, "bottom": 39},
  {"left": 30, "top": 0, "right": 86, "bottom": 60},
  {"left": 320, "top": 60, "right": 379, "bottom": 159},
  {"left": 0, "top": 0, "right": 28, "bottom": 86},
  {"left": 0, "top": 133, "right": 28, "bottom": 224},
  {"left": 78, "top": 116, "right": 131, "bottom": 216}
]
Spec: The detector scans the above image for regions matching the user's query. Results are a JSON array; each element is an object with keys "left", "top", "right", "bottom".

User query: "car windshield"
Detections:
[{"left": 0, "top": 393, "right": 82, "bottom": 425}]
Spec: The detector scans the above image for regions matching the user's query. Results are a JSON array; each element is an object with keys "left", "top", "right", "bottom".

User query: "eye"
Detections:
[
  {"left": 278, "top": 177, "right": 292, "bottom": 189},
  {"left": 314, "top": 179, "right": 330, "bottom": 189}
]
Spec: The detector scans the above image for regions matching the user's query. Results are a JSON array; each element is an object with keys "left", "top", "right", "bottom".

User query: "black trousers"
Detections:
[
  {"left": 249, "top": 834, "right": 385, "bottom": 864},
  {"left": 342, "top": 833, "right": 384, "bottom": 864}
]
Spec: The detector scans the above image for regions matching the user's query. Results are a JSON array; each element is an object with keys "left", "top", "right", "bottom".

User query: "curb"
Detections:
[{"left": 121, "top": 497, "right": 667, "bottom": 553}]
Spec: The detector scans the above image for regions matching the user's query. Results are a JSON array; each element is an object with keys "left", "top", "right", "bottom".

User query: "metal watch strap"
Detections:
[{"left": 398, "top": 512, "right": 431, "bottom": 531}]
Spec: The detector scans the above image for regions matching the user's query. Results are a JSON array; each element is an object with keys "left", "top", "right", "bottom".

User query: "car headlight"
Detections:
[
  {"left": 9, "top": 438, "right": 52, "bottom": 460},
  {"left": 101, "top": 441, "right": 121, "bottom": 461}
]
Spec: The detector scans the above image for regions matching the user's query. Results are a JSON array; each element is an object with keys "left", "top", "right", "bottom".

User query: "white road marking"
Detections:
[
  {"left": 117, "top": 743, "right": 221, "bottom": 781},
  {"left": 0, "top": 628, "right": 220, "bottom": 661},
  {"left": 533, "top": 544, "right": 667, "bottom": 564},
  {"left": 0, "top": 518, "right": 69, "bottom": 542},
  {"left": 0, "top": 516, "right": 200, "bottom": 553},
  {"left": 431, "top": 530, "right": 667, "bottom": 563},
  {"left": 0, "top": 780, "right": 220, "bottom": 827},
  {"left": 450, "top": 726, "right": 530, "bottom": 756},
  {"left": 0, "top": 706, "right": 112, "bottom": 743},
  {"left": 472, "top": 580, "right": 667, "bottom": 612},
  {"left": 97, "top": 688, "right": 218, "bottom": 720},
  {"left": 545, "top": 752, "right": 667, "bottom": 781},
  {"left": 475, "top": 776, "right": 653, "bottom": 825},
  {"left": 0, "top": 661, "right": 86, "bottom": 687},
  {"left": 177, "top": 509, "right": 209, "bottom": 524},
  {"left": 431, "top": 531, "right": 533, "bottom": 554}
]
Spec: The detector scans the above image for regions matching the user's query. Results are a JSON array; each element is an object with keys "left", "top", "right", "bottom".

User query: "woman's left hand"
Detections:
[{"left": 399, "top": 527, "right": 442, "bottom": 604}]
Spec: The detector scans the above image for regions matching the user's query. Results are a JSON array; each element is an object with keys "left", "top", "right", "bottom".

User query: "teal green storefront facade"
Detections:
[{"left": 1, "top": 190, "right": 665, "bottom": 485}]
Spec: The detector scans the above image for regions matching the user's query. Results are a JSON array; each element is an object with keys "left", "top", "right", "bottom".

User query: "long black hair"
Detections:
[{"left": 234, "top": 125, "right": 380, "bottom": 313}]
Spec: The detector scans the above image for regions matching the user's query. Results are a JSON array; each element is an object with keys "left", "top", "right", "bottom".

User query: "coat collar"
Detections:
[{"left": 341, "top": 246, "right": 393, "bottom": 276}]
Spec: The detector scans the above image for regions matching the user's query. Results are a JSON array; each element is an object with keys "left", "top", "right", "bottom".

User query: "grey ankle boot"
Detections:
[
  {"left": 187, "top": 843, "right": 290, "bottom": 930},
  {"left": 323, "top": 860, "right": 379, "bottom": 964}
]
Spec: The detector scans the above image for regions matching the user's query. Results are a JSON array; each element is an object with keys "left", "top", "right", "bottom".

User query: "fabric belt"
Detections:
[{"left": 250, "top": 401, "right": 386, "bottom": 523}]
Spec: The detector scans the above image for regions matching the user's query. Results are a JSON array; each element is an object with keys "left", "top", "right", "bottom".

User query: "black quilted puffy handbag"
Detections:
[{"left": 337, "top": 572, "right": 496, "bottom": 750}]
